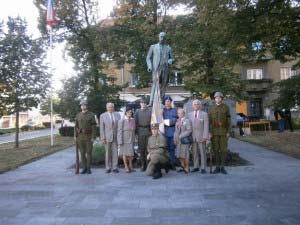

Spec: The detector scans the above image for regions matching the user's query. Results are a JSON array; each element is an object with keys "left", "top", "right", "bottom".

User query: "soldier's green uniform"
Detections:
[
  {"left": 75, "top": 104, "right": 97, "bottom": 174},
  {"left": 146, "top": 128, "right": 169, "bottom": 178},
  {"left": 208, "top": 92, "right": 231, "bottom": 174}
]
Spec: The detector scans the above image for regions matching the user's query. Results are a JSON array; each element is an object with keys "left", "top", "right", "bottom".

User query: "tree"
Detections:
[
  {"left": 0, "top": 17, "right": 50, "bottom": 147},
  {"left": 40, "top": 95, "right": 60, "bottom": 116},
  {"left": 273, "top": 75, "right": 300, "bottom": 109},
  {"left": 234, "top": 0, "right": 300, "bottom": 65},
  {"left": 34, "top": 0, "right": 124, "bottom": 115},
  {"left": 171, "top": 0, "right": 247, "bottom": 99}
]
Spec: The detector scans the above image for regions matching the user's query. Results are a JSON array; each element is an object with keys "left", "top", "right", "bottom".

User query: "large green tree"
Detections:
[
  {"left": 112, "top": 0, "right": 184, "bottom": 88},
  {"left": 0, "top": 17, "right": 50, "bottom": 147},
  {"left": 273, "top": 75, "right": 300, "bottom": 109},
  {"left": 34, "top": 0, "right": 124, "bottom": 119}
]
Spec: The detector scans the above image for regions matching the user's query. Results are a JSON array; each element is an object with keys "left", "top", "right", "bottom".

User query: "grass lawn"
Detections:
[
  {"left": 0, "top": 135, "right": 74, "bottom": 173},
  {"left": 236, "top": 129, "right": 300, "bottom": 159}
]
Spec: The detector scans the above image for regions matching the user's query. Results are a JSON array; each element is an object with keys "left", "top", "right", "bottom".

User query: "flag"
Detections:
[
  {"left": 46, "top": 0, "right": 55, "bottom": 27},
  {"left": 151, "top": 72, "right": 164, "bottom": 133}
]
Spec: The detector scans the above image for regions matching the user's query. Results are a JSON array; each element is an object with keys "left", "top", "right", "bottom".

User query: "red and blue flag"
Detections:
[{"left": 46, "top": 0, "right": 55, "bottom": 27}]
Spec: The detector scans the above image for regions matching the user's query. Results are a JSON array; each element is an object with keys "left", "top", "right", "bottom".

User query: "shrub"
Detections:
[
  {"left": 92, "top": 142, "right": 105, "bottom": 164},
  {"left": 59, "top": 126, "right": 74, "bottom": 137},
  {"left": 20, "top": 125, "right": 45, "bottom": 131}
]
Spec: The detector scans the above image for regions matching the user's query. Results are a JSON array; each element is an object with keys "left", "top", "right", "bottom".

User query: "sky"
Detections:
[{"left": 0, "top": 0, "right": 117, "bottom": 91}]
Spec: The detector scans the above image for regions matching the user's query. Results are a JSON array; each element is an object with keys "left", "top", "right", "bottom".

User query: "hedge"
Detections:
[{"left": 59, "top": 126, "right": 100, "bottom": 137}]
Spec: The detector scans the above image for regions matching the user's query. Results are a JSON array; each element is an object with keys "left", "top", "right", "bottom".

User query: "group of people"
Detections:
[{"left": 74, "top": 91, "right": 231, "bottom": 179}]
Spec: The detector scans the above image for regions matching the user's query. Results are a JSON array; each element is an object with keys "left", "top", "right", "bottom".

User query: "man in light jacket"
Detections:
[
  {"left": 100, "top": 102, "right": 121, "bottom": 173},
  {"left": 188, "top": 99, "right": 209, "bottom": 173}
]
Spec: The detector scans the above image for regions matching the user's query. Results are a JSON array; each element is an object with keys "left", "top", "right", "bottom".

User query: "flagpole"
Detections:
[{"left": 49, "top": 26, "right": 54, "bottom": 146}]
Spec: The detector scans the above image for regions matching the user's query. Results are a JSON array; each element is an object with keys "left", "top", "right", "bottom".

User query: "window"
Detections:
[
  {"left": 247, "top": 69, "right": 263, "bottom": 80},
  {"left": 169, "top": 71, "right": 184, "bottom": 86},
  {"left": 280, "top": 67, "right": 297, "bottom": 80},
  {"left": 130, "top": 74, "right": 137, "bottom": 87}
]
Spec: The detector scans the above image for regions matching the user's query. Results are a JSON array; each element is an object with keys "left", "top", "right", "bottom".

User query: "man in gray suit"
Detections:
[
  {"left": 188, "top": 99, "right": 209, "bottom": 173},
  {"left": 100, "top": 102, "right": 121, "bottom": 173},
  {"left": 146, "top": 32, "right": 174, "bottom": 106}
]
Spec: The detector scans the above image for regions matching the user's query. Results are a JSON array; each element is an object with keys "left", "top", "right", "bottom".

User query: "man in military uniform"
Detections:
[
  {"left": 208, "top": 92, "right": 231, "bottom": 174},
  {"left": 163, "top": 95, "right": 178, "bottom": 169},
  {"left": 146, "top": 123, "right": 169, "bottom": 179},
  {"left": 74, "top": 99, "right": 97, "bottom": 174},
  {"left": 134, "top": 97, "right": 152, "bottom": 171}
]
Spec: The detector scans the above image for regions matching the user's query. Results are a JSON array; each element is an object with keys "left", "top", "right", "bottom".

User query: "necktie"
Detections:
[
  {"left": 110, "top": 113, "right": 114, "bottom": 127},
  {"left": 195, "top": 111, "right": 198, "bottom": 119}
]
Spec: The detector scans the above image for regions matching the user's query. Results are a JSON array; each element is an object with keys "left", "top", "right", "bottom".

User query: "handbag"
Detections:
[{"left": 180, "top": 136, "right": 193, "bottom": 144}]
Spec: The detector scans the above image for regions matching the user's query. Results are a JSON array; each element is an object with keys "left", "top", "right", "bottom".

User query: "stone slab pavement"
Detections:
[{"left": 0, "top": 138, "right": 299, "bottom": 225}]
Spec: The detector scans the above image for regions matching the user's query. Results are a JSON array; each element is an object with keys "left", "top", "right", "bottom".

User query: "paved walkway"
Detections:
[
  {"left": 0, "top": 138, "right": 299, "bottom": 225},
  {"left": 0, "top": 128, "right": 59, "bottom": 144}
]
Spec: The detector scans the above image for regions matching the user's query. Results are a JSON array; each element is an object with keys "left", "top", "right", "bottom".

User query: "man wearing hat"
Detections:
[
  {"left": 146, "top": 123, "right": 169, "bottom": 179},
  {"left": 208, "top": 92, "right": 231, "bottom": 174},
  {"left": 134, "top": 97, "right": 152, "bottom": 171},
  {"left": 100, "top": 102, "right": 121, "bottom": 173},
  {"left": 163, "top": 95, "right": 178, "bottom": 169},
  {"left": 74, "top": 99, "right": 97, "bottom": 174}
]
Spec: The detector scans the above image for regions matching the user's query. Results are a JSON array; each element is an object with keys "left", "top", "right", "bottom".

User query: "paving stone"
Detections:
[{"left": 0, "top": 140, "right": 299, "bottom": 225}]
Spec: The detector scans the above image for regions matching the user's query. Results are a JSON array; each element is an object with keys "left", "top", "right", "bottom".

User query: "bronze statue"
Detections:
[{"left": 146, "top": 32, "right": 174, "bottom": 106}]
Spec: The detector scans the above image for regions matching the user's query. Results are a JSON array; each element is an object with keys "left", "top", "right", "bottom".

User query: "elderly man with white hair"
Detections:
[
  {"left": 100, "top": 102, "right": 121, "bottom": 173},
  {"left": 188, "top": 99, "right": 209, "bottom": 173}
]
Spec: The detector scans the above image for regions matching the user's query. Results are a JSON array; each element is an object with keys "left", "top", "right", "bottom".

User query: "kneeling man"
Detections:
[{"left": 146, "top": 123, "right": 169, "bottom": 179}]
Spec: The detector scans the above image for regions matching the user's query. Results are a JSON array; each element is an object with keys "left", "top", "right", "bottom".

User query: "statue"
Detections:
[{"left": 146, "top": 32, "right": 174, "bottom": 106}]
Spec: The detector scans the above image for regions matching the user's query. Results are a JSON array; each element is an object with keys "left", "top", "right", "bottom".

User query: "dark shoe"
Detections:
[
  {"left": 220, "top": 167, "right": 228, "bottom": 174},
  {"left": 213, "top": 167, "right": 220, "bottom": 174},
  {"left": 191, "top": 168, "right": 199, "bottom": 173},
  {"left": 201, "top": 169, "right": 207, "bottom": 174},
  {"left": 170, "top": 163, "right": 176, "bottom": 171},
  {"left": 86, "top": 169, "right": 92, "bottom": 174},
  {"left": 162, "top": 163, "right": 171, "bottom": 174},
  {"left": 80, "top": 169, "right": 87, "bottom": 174},
  {"left": 152, "top": 164, "right": 162, "bottom": 179},
  {"left": 105, "top": 169, "right": 111, "bottom": 173},
  {"left": 112, "top": 169, "right": 119, "bottom": 173},
  {"left": 153, "top": 172, "right": 162, "bottom": 179}
]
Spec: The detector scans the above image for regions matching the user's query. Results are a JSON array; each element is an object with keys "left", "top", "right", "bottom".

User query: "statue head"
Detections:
[{"left": 159, "top": 32, "right": 166, "bottom": 44}]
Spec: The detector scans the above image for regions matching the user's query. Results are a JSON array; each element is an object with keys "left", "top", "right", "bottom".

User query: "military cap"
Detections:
[
  {"left": 140, "top": 97, "right": 147, "bottom": 103},
  {"left": 164, "top": 95, "right": 173, "bottom": 102},
  {"left": 79, "top": 99, "right": 88, "bottom": 105},
  {"left": 151, "top": 123, "right": 159, "bottom": 129},
  {"left": 214, "top": 92, "right": 224, "bottom": 98}
]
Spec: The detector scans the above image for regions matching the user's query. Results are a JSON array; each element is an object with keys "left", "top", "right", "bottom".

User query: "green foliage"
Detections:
[
  {"left": 35, "top": 0, "right": 124, "bottom": 118},
  {"left": 20, "top": 125, "right": 45, "bottom": 132},
  {"left": 0, "top": 17, "right": 50, "bottom": 147},
  {"left": 40, "top": 95, "right": 60, "bottom": 116},
  {"left": 59, "top": 126, "right": 75, "bottom": 137},
  {"left": 273, "top": 75, "right": 300, "bottom": 109},
  {"left": 0, "top": 17, "right": 50, "bottom": 114},
  {"left": 92, "top": 142, "right": 105, "bottom": 164}
]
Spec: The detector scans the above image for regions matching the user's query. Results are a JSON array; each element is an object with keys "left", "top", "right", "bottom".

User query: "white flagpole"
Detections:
[{"left": 49, "top": 26, "right": 54, "bottom": 146}]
